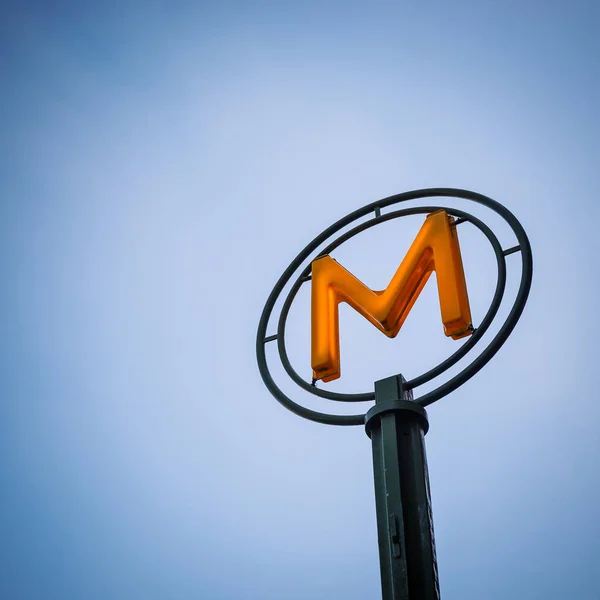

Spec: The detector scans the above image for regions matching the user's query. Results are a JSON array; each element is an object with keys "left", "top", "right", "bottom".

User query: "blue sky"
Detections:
[{"left": 2, "top": 2, "right": 599, "bottom": 599}]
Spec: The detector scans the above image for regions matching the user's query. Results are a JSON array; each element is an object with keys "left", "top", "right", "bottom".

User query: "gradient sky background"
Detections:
[{"left": 2, "top": 2, "right": 600, "bottom": 599}]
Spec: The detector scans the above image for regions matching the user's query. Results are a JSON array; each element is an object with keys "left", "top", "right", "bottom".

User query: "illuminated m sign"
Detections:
[{"left": 311, "top": 210, "right": 473, "bottom": 382}]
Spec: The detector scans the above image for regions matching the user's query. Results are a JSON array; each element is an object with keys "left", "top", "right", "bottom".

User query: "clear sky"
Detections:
[{"left": 2, "top": 2, "right": 599, "bottom": 599}]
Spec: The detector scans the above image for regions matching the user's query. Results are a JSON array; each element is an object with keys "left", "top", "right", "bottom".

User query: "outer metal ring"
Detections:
[{"left": 256, "top": 188, "right": 533, "bottom": 425}]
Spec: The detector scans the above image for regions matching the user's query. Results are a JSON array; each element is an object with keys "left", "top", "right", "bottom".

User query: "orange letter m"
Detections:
[{"left": 311, "top": 210, "right": 473, "bottom": 382}]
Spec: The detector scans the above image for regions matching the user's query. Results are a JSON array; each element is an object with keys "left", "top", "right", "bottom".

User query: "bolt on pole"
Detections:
[{"left": 365, "top": 375, "right": 440, "bottom": 600}]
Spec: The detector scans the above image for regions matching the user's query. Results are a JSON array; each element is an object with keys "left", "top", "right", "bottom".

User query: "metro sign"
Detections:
[
  {"left": 311, "top": 210, "right": 473, "bottom": 382},
  {"left": 257, "top": 189, "right": 533, "bottom": 600}
]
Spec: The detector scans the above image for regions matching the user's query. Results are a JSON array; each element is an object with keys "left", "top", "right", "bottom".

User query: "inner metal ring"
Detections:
[
  {"left": 277, "top": 206, "right": 505, "bottom": 402},
  {"left": 256, "top": 188, "right": 533, "bottom": 425}
]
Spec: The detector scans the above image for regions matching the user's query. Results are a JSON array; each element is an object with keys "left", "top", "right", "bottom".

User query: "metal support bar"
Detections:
[
  {"left": 365, "top": 375, "right": 440, "bottom": 600},
  {"left": 502, "top": 244, "right": 521, "bottom": 256}
]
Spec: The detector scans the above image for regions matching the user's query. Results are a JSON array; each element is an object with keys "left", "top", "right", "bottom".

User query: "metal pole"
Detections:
[{"left": 365, "top": 375, "right": 440, "bottom": 600}]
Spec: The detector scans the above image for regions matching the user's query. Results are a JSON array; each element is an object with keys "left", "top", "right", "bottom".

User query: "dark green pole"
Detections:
[{"left": 365, "top": 375, "right": 440, "bottom": 600}]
